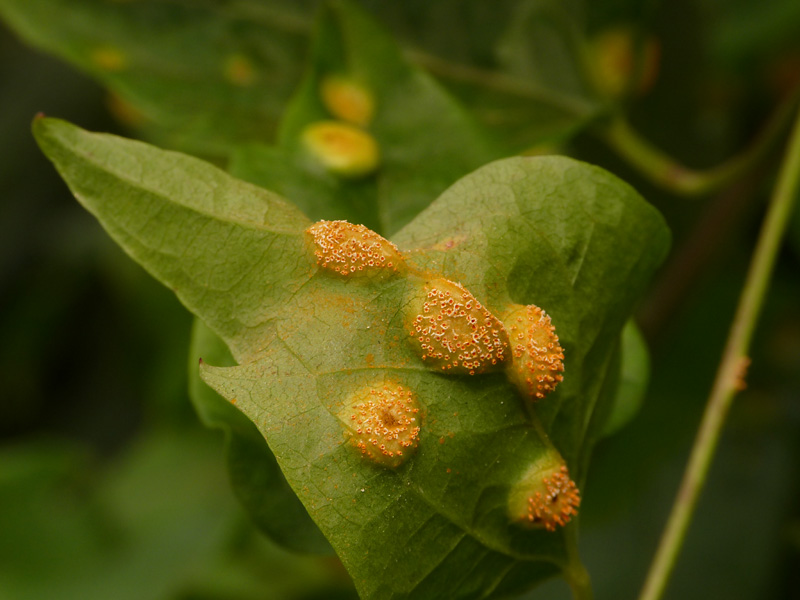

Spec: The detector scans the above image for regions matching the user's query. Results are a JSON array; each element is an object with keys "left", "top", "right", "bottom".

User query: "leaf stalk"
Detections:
[
  {"left": 564, "top": 528, "right": 593, "bottom": 600},
  {"left": 638, "top": 104, "right": 800, "bottom": 600},
  {"left": 599, "top": 85, "right": 800, "bottom": 196}
]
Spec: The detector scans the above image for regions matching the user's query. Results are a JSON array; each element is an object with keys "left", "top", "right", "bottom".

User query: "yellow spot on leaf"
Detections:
[
  {"left": 225, "top": 54, "right": 257, "bottom": 86},
  {"left": 302, "top": 121, "right": 380, "bottom": 178},
  {"left": 589, "top": 26, "right": 660, "bottom": 98},
  {"left": 320, "top": 75, "right": 375, "bottom": 126},
  {"left": 90, "top": 46, "right": 127, "bottom": 72}
]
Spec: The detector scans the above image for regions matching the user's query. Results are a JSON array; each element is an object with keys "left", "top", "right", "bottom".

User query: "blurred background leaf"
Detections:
[
  {"left": 598, "top": 320, "right": 650, "bottom": 438},
  {"left": 0, "top": 0, "right": 315, "bottom": 156},
  {"left": 231, "top": 1, "right": 505, "bottom": 236}
]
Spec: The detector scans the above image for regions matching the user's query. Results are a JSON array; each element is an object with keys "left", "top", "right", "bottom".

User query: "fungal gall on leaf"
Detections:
[
  {"left": 508, "top": 458, "right": 581, "bottom": 532},
  {"left": 408, "top": 278, "right": 509, "bottom": 375},
  {"left": 320, "top": 75, "right": 375, "bottom": 126},
  {"left": 338, "top": 381, "right": 421, "bottom": 468},
  {"left": 307, "top": 220, "right": 404, "bottom": 276},
  {"left": 301, "top": 120, "right": 380, "bottom": 178},
  {"left": 503, "top": 304, "right": 565, "bottom": 400}
]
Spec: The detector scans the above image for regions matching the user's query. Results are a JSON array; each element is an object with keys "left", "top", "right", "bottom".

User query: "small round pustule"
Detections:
[
  {"left": 306, "top": 220, "right": 404, "bottom": 277},
  {"left": 338, "top": 381, "right": 421, "bottom": 468},
  {"left": 407, "top": 278, "right": 509, "bottom": 375},
  {"left": 320, "top": 75, "right": 375, "bottom": 126},
  {"left": 301, "top": 120, "right": 379, "bottom": 178},
  {"left": 588, "top": 26, "right": 661, "bottom": 99},
  {"left": 502, "top": 304, "right": 564, "bottom": 401},
  {"left": 509, "top": 458, "right": 581, "bottom": 532}
]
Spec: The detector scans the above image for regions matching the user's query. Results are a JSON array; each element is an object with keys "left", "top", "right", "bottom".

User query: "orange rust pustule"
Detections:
[
  {"left": 504, "top": 304, "right": 564, "bottom": 400},
  {"left": 307, "top": 220, "right": 403, "bottom": 276},
  {"left": 523, "top": 465, "right": 581, "bottom": 531},
  {"left": 340, "top": 382, "right": 421, "bottom": 468},
  {"left": 320, "top": 75, "right": 375, "bottom": 126},
  {"left": 408, "top": 278, "right": 509, "bottom": 375},
  {"left": 301, "top": 121, "right": 379, "bottom": 178}
]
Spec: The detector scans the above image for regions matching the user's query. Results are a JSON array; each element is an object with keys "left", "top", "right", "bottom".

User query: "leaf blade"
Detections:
[{"left": 33, "top": 116, "right": 311, "bottom": 361}]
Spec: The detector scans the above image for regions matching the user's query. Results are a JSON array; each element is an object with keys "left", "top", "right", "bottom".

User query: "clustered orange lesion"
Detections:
[
  {"left": 343, "top": 382, "right": 421, "bottom": 468},
  {"left": 307, "top": 220, "right": 403, "bottom": 276},
  {"left": 320, "top": 75, "right": 375, "bottom": 127},
  {"left": 408, "top": 278, "right": 509, "bottom": 375},
  {"left": 504, "top": 304, "right": 565, "bottom": 400},
  {"left": 523, "top": 465, "right": 581, "bottom": 531},
  {"left": 301, "top": 75, "right": 379, "bottom": 178},
  {"left": 309, "top": 218, "right": 579, "bottom": 529}
]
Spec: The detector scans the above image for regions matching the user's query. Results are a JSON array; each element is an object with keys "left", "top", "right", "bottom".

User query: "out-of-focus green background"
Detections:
[{"left": 1, "top": 0, "right": 799, "bottom": 598}]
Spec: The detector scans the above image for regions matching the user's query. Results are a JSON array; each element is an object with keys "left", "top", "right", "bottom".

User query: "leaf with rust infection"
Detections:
[{"left": 35, "top": 108, "right": 669, "bottom": 598}]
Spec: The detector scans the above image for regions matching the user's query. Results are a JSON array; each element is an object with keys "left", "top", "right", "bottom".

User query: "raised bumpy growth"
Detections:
[
  {"left": 509, "top": 461, "right": 581, "bottom": 531},
  {"left": 307, "top": 219, "right": 403, "bottom": 276},
  {"left": 407, "top": 278, "right": 509, "bottom": 375},
  {"left": 504, "top": 304, "right": 565, "bottom": 400},
  {"left": 338, "top": 381, "right": 421, "bottom": 468}
]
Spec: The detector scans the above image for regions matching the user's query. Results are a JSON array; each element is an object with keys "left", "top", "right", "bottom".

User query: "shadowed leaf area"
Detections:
[
  {"left": 34, "top": 114, "right": 669, "bottom": 598},
  {"left": 0, "top": 0, "right": 598, "bottom": 158}
]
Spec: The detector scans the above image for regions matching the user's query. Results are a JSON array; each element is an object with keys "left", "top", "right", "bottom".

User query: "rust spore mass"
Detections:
[
  {"left": 301, "top": 121, "right": 380, "bottom": 177},
  {"left": 340, "top": 381, "right": 421, "bottom": 468},
  {"left": 504, "top": 304, "right": 565, "bottom": 400},
  {"left": 524, "top": 465, "right": 581, "bottom": 531},
  {"left": 307, "top": 220, "right": 403, "bottom": 276},
  {"left": 320, "top": 75, "right": 375, "bottom": 126},
  {"left": 510, "top": 462, "right": 581, "bottom": 532},
  {"left": 408, "top": 278, "right": 509, "bottom": 375}
]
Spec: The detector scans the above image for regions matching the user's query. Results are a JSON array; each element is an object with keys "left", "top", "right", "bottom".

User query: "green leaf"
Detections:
[
  {"left": 0, "top": 0, "right": 316, "bottom": 155},
  {"left": 1, "top": 0, "right": 602, "bottom": 155},
  {"left": 0, "top": 433, "right": 352, "bottom": 600},
  {"left": 33, "top": 116, "right": 311, "bottom": 364},
  {"left": 225, "top": 1, "right": 511, "bottom": 554},
  {"left": 599, "top": 320, "right": 651, "bottom": 438},
  {"left": 497, "top": 0, "right": 591, "bottom": 97},
  {"left": 231, "top": 0, "right": 506, "bottom": 236},
  {"left": 389, "top": 158, "right": 670, "bottom": 470},
  {"left": 35, "top": 116, "right": 669, "bottom": 598},
  {"left": 790, "top": 198, "right": 800, "bottom": 261},
  {"left": 485, "top": 0, "right": 602, "bottom": 145},
  {"left": 188, "top": 319, "right": 332, "bottom": 554}
]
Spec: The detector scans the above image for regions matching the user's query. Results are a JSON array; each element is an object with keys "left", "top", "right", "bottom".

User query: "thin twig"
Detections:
[
  {"left": 599, "top": 85, "right": 800, "bottom": 196},
  {"left": 638, "top": 105, "right": 800, "bottom": 600},
  {"left": 638, "top": 169, "right": 762, "bottom": 338},
  {"left": 405, "top": 48, "right": 600, "bottom": 119}
]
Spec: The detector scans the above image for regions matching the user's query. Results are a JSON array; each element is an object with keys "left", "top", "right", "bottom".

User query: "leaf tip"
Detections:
[
  {"left": 31, "top": 113, "right": 49, "bottom": 139},
  {"left": 31, "top": 115, "right": 75, "bottom": 151}
]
